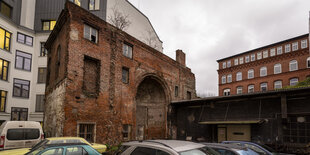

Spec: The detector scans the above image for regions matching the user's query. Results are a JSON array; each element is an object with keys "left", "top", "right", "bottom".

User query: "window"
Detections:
[
  {"left": 301, "top": 39, "right": 307, "bottom": 49},
  {"left": 37, "top": 68, "right": 47, "bottom": 83},
  {"left": 247, "top": 69, "right": 254, "bottom": 79},
  {"left": 35, "top": 95, "right": 44, "bottom": 112},
  {"left": 84, "top": 24, "right": 98, "bottom": 43},
  {"left": 245, "top": 55, "right": 250, "bottom": 63},
  {"left": 0, "top": 58, "right": 9, "bottom": 81},
  {"left": 131, "top": 147, "right": 169, "bottom": 155},
  {"left": 66, "top": 147, "right": 88, "bottom": 155},
  {"left": 0, "top": 26, "right": 11, "bottom": 51},
  {"left": 263, "top": 50, "right": 268, "bottom": 58},
  {"left": 290, "top": 78, "right": 298, "bottom": 86},
  {"left": 307, "top": 57, "right": 310, "bottom": 68},
  {"left": 234, "top": 59, "right": 238, "bottom": 65},
  {"left": 42, "top": 20, "right": 56, "bottom": 31},
  {"left": 292, "top": 42, "right": 298, "bottom": 51},
  {"left": 175, "top": 86, "right": 178, "bottom": 97},
  {"left": 78, "top": 123, "right": 95, "bottom": 142},
  {"left": 274, "top": 63, "right": 281, "bottom": 74},
  {"left": 248, "top": 85, "right": 254, "bottom": 93},
  {"left": 40, "top": 42, "right": 48, "bottom": 56},
  {"left": 17, "top": 32, "right": 33, "bottom": 46},
  {"left": 274, "top": 80, "right": 282, "bottom": 89},
  {"left": 7, "top": 128, "right": 39, "bottom": 140},
  {"left": 0, "top": 1, "right": 11, "bottom": 18},
  {"left": 236, "top": 72, "right": 242, "bottom": 81},
  {"left": 122, "top": 124, "right": 132, "bottom": 140},
  {"left": 15, "top": 51, "right": 32, "bottom": 71},
  {"left": 41, "top": 148, "right": 63, "bottom": 155},
  {"left": 270, "top": 48, "right": 275, "bottom": 56},
  {"left": 83, "top": 56, "right": 100, "bottom": 96},
  {"left": 123, "top": 43, "right": 133, "bottom": 59},
  {"left": 186, "top": 91, "right": 191, "bottom": 100},
  {"left": 0, "top": 90, "right": 7, "bottom": 112},
  {"left": 69, "top": 0, "right": 81, "bottom": 6},
  {"left": 122, "top": 67, "right": 129, "bottom": 84},
  {"left": 257, "top": 52, "right": 262, "bottom": 60},
  {"left": 239, "top": 57, "right": 244, "bottom": 64},
  {"left": 277, "top": 46, "right": 282, "bottom": 55},
  {"left": 89, "top": 0, "right": 100, "bottom": 10},
  {"left": 227, "top": 74, "right": 232, "bottom": 83},
  {"left": 251, "top": 54, "right": 255, "bottom": 61},
  {"left": 260, "top": 67, "right": 267, "bottom": 77},
  {"left": 222, "top": 62, "right": 226, "bottom": 69},
  {"left": 289, "top": 60, "right": 298, "bottom": 71},
  {"left": 221, "top": 75, "right": 226, "bottom": 84},
  {"left": 13, "top": 79, "right": 30, "bottom": 98},
  {"left": 11, "top": 107, "right": 28, "bottom": 121},
  {"left": 260, "top": 83, "right": 267, "bottom": 92},
  {"left": 285, "top": 44, "right": 291, "bottom": 53},
  {"left": 227, "top": 61, "right": 231, "bottom": 67},
  {"left": 223, "top": 89, "right": 230, "bottom": 96},
  {"left": 236, "top": 87, "right": 243, "bottom": 95}
]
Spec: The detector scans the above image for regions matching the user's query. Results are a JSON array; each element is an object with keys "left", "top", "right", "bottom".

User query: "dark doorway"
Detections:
[{"left": 136, "top": 76, "right": 167, "bottom": 140}]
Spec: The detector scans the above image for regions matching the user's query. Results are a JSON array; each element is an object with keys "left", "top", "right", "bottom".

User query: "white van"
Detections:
[{"left": 0, "top": 121, "right": 44, "bottom": 150}]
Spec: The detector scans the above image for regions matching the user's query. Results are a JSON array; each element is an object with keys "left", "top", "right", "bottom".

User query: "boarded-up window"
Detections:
[
  {"left": 36, "top": 95, "right": 44, "bottom": 112},
  {"left": 83, "top": 56, "right": 100, "bottom": 96}
]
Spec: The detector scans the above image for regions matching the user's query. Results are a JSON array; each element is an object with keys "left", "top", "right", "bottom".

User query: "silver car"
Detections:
[{"left": 115, "top": 140, "right": 220, "bottom": 155}]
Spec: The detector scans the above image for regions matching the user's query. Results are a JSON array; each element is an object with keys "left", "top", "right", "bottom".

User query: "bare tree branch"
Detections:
[{"left": 108, "top": 5, "right": 131, "bottom": 30}]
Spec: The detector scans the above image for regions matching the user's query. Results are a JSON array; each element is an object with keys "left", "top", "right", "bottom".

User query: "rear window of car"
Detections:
[{"left": 7, "top": 128, "right": 40, "bottom": 140}]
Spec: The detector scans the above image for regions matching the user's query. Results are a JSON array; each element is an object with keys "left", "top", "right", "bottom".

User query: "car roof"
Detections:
[
  {"left": 123, "top": 140, "right": 206, "bottom": 152},
  {"left": 46, "top": 137, "right": 85, "bottom": 140},
  {"left": 203, "top": 143, "right": 248, "bottom": 150}
]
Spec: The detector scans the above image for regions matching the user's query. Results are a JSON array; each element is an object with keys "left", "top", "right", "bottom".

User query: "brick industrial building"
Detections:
[
  {"left": 217, "top": 34, "right": 310, "bottom": 96},
  {"left": 44, "top": 2, "right": 196, "bottom": 144}
]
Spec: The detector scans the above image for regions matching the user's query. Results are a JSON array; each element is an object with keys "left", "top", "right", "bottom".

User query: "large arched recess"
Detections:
[{"left": 135, "top": 74, "right": 170, "bottom": 140}]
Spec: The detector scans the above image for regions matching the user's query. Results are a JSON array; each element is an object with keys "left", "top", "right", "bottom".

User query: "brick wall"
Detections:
[{"left": 44, "top": 2, "right": 196, "bottom": 145}]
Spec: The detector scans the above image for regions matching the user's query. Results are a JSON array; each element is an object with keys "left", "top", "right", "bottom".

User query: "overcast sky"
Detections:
[{"left": 128, "top": 0, "right": 310, "bottom": 96}]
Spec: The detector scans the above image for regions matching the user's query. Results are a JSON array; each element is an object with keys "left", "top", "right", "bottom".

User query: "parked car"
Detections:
[
  {"left": 0, "top": 137, "right": 107, "bottom": 155},
  {"left": 114, "top": 140, "right": 220, "bottom": 155},
  {"left": 202, "top": 143, "right": 259, "bottom": 155},
  {"left": 0, "top": 121, "right": 44, "bottom": 150},
  {"left": 221, "top": 141, "right": 280, "bottom": 155}
]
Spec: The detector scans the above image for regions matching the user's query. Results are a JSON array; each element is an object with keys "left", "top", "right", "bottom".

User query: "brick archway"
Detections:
[{"left": 135, "top": 75, "right": 169, "bottom": 140}]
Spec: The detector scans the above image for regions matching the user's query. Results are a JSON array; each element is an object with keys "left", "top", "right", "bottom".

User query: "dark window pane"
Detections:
[
  {"left": 25, "top": 129, "right": 40, "bottom": 139},
  {"left": 7, "top": 129, "right": 24, "bottom": 140},
  {"left": 0, "top": 1, "right": 11, "bottom": 18},
  {"left": 131, "top": 147, "right": 156, "bottom": 155}
]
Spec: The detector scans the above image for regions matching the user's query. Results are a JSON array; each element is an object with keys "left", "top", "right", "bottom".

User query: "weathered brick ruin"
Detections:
[{"left": 44, "top": 2, "right": 196, "bottom": 145}]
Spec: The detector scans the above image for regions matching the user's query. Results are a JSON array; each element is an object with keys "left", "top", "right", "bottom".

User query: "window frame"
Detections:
[
  {"left": 289, "top": 60, "right": 298, "bottom": 71},
  {"left": 89, "top": 0, "right": 100, "bottom": 10},
  {"left": 239, "top": 57, "right": 244, "bottom": 64},
  {"left": 257, "top": 52, "right": 262, "bottom": 60},
  {"left": 37, "top": 67, "right": 47, "bottom": 84},
  {"left": 0, "top": 58, "right": 9, "bottom": 81},
  {"left": 222, "top": 62, "right": 226, "bottom": 69},
  {"left": 301, "top": 39, "right": 308, "bottom": 49},
  {"left": 0, "top": 26, "right": 12, "bottom": 51},
  {"left": 307, "top": 57, "right": 310, "bottom": 68},
  {"left": 77, "top": 123, "right": 95, "bottom": 143},
  {"left": 69, "top": 0, "right": 81, "bottom": 6},
  {"left": 236, "top": 72, "right": 242, "bottom": 81},
  {"left": 245, "top": 56, "right": 250, "bottom": 63},
  {"left": 223, "top": 89, "right": 230, "bottom": 96},
  {"left": 42, "top": 20, "right": 56, "bottom": 31},
  {"left": 250, "top": 54, "right": 255, "bottom": 61},
  {"left": 292, "top": 42, "right": 298, "bottom": 51},
  {"left": 227, "top": 61, "right": 231, "bottom": 67},
  {"left": 123, "top": 42, "right": 133, "bottom": 59},
  {"left": 40, "top": 42, "right": 48, "bottom": 56},
  {"left": 227, "top": 74, "right": 232, "bottom": 83},
  {"left": 17, "top": 32, "right": 33, "bottom": 46},
  {"left": 260, "top": 66, "right": 267, "bottom": 77},
  {"left": 0, "top": 1, "right": 12, "bottom": 19},
  {"left": 263, "top": 50, "right": 268, "bottom": 58},
  {"left": 13, "top": 78, "right": 30, "bottom": 98},
  {"left": 236, "top": 86, "right": 243, "bottom": 95},
  {"left": 290, "top": 78, "right": 298, "bottom": 86},
  {"left": 247, "top": 69, "right": 254, "bottom": 79},
  {"left": 174, "top": 86, "right": 179, "bottom": 97},
  {"left": 274, "top": 63, "right": 281, "bottom": 74},
  {"left": 83, "top": 24, "right": 98, "bottom": 43},
  {"left": 277, "top": 46, "right": 282, "bottom": 55},
  {"left": 260, "top": 82, "right": 268, "bottom": 92},
  {"left": 35, "top": 94, "right": 45, "bottom": 112},
  {"left": 270, "top": 48, "right": 275, "bottom": 56},
  {"left": 248, "top": 85, "right": 254, "bottom": 93},
  {"left": 285, "top": 44, "right": 291, "bottom": 53},
  {"left": 274, "top": 80, "right": 282, "bottom": 89},
  {"left": 221, "top": 75, "right": 226, "bottom": 84},
  {"left": 15, "top": 50, "right": 32, "bottom": 71},
  {"left": 234, "top": 59, "right": 238, "bottom": 65},
  {"left": 0, "top": 90, "right": 7, "bottom": 112}
]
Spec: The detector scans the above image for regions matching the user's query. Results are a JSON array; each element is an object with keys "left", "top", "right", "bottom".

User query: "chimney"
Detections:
[{"left": 176, "top": 49, "right": 186, "bottom": 67}]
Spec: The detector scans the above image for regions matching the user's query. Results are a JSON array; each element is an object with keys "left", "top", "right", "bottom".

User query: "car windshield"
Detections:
[
  {"left": 30, "top": 139, "right": 49, "bottom": 151},
  {"left": 26, "top": 145, "right": 48, "bottom": 155},
  {"left": 179, "top": 147, "right": 220, "bottom": 155}
]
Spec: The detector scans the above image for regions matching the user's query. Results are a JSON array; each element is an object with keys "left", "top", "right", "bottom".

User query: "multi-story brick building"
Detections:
[
  {"left": 44, "top": 2, "right": 196, "bottom": 144},
  {"left": 218, "top": 34, "right": 310, "bottom": 96},
  {"left": 0, "top": 0, "right": 162, "bottom": 124}
]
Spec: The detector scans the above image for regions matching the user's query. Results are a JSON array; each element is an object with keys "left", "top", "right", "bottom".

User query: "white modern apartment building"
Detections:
[{"left": 0, "top": 0, "right": 162, "bottom": 124}]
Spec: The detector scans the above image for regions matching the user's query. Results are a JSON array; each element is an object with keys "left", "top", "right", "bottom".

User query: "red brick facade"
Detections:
[
  {"left": 44, "top": 2, "right": 196, "bottom": 145},
  {"left": 218, "top": 34, "right": 310, "bottom": 96}
]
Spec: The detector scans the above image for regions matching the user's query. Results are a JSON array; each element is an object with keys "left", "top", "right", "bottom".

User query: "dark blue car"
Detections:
[{"left": 221, "top": 141, "right": 277, "bottom": 155}]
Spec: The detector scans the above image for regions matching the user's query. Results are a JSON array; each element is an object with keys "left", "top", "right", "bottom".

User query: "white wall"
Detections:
[
  {"left": 20, "top": 0, "right": 36, "bottom": 30},
  {"left": 106, "top": 0, "right": 163, "bottom": 52}
]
